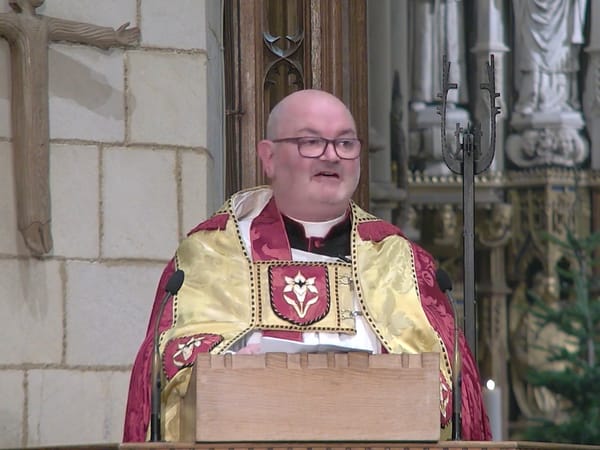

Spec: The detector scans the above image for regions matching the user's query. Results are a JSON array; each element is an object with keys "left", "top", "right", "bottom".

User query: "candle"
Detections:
[{"left": 483, "top": 379, "right": 502, "bottom": 440}]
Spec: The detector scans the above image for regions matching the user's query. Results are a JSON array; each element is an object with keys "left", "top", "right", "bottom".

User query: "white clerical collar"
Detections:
[{"left": 286, "top": 212, "right": 348, "bottom": 238}]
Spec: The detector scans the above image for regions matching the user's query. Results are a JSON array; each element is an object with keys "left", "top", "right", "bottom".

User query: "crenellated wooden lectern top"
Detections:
[{"left": 181, "top": 352, "right": 440, "bottom": 442}]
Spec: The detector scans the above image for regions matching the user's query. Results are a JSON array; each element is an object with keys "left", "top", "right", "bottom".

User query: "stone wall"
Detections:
[{"left": 0, "top": 0, "right": 222, "bottom": 446}]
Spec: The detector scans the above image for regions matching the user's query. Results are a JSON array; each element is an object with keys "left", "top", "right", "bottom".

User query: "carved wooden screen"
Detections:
[{"left": 224, "top": 0, "right": 369, "bottom": 208}]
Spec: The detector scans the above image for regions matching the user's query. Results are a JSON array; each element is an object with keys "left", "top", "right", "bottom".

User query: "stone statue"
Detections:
[
  {"left": 434, "top": 204, "right": 459, "bottom": 246},
  {"left": 512, "top": 0, "right": 588, "bottom": 114},
  {"left": 508, "top": 0, "right": 589, "bottom": 168},
  {"left": 508, "top": 271, "right": 577, "bottom": 423},
  {"left": 506, "top": 127, "right": 587, "bottom": 167},
  {"left": 0, "top": 0, "right": 139, "bottom": 255}
]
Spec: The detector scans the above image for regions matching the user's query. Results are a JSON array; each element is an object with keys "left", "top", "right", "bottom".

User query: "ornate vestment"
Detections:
[{"left": 123, "top": 186, "right": 491, "bottom": 442}]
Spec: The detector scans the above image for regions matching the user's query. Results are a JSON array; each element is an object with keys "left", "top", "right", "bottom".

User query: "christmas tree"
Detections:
[{"left": 522, "top": 229, "right": 600, "bottom": 444}]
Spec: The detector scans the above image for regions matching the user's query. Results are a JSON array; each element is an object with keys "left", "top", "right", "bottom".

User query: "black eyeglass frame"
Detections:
[{"left": 270, "top": 136, "right": 363, "bottom": 160}]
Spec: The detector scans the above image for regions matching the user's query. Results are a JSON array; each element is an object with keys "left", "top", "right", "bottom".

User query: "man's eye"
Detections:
[{"left": 337, "top": 140, "right": 355, "bottom": 148}]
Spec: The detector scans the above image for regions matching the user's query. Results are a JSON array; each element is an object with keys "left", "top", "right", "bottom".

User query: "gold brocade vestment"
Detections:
[{"left": 157, "top": 187, "right": 453, "bottom": 441}]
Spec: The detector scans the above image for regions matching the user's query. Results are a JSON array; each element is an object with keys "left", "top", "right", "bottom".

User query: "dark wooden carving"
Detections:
[{"left": 224, "top": 0, "right": 369, "bottom": 208}]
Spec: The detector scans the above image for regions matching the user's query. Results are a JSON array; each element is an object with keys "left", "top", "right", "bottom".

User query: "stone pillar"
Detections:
[
  {"left": 583, "top": 0, "right": 600, "bottom": 170},
  {"left": 470, "top": 0, "right": 509, "bottom": 172},
  {"left": 408, "top": 0, "right": 470, "bottom": 175},
  {"left": 368, "top": 0, "right": 404, "bottom": 220}
]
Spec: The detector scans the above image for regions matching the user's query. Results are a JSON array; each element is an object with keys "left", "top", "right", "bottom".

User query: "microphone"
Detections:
[
  {"left": 150, "top": 269, "right": 185, "bottom": 442},
  {"left": 436, "top": 268, "right": 462, "bottom": 441}
]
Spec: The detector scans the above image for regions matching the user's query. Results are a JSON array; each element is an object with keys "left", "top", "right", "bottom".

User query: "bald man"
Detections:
[{"left": 123, "top": 90, "right": 491, "bottom": 442}]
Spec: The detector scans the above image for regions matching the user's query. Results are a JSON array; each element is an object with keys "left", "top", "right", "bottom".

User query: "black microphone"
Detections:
[
  {"left": 436, "top": 268, "right": 462, "bottom": 441},
  {"left": 150, "top": 269, "right": 185, "bottom": 442}
]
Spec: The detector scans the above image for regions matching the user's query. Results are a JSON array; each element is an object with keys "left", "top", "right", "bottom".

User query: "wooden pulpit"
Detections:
[
  {"left": 13, "top": 352, "right": 600, "bottom": 450},
  {"left": 180, "top": 351, "right": 440, "bottom": 442},
  {"left": 14, "top": 352, "right": 600, "bottom": 450}
]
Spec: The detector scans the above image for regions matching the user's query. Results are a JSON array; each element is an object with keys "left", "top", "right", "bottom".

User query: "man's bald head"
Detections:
[{"left": 266, "top": 89, "right": 356, "bottom": 140}]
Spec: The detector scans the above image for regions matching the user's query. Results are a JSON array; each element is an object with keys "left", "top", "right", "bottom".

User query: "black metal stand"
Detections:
[{"left": 437, "top": 54, "right": 501, "bottom": 362}]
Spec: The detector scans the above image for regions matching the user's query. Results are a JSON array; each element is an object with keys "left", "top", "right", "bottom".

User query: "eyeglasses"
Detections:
[{"left": 271, "top": 136, "right": 362, "bottom": 160}]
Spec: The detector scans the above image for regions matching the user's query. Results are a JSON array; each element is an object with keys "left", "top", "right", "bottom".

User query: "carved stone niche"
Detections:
[
  {"left": 506, "top": 167, "right": 591, "bottom": 287},
  {"left": 504, "top": 167, "right": 591, "bottom": 426}
]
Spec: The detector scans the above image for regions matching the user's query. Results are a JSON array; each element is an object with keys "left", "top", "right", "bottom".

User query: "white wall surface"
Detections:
[{"left": 0, "top": 0, "right": 222, "bottom": 446}]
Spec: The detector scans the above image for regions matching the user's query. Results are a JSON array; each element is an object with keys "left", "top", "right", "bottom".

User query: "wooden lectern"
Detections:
[
  {"left": 180, "top": 352, "right": 440, "bottom": 442},
  {"left": 15, "top": 352, "right": 600, "bottom": 450}
]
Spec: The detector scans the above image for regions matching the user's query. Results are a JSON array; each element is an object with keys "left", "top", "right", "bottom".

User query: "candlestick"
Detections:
[{"left": 483, "top": 379, "right": 502, "bottom": 440}]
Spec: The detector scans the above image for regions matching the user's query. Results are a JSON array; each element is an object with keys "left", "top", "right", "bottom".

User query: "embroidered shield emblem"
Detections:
[
  {"left": 269, "top": 265, "right": 330, "bottom": 326},
  {"left": 163, "top": 333, "right": 223, "bottom": 380}
]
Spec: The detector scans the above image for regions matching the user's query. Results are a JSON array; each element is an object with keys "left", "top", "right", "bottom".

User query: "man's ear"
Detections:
[{"left": 257, "top": 139, "right": 275, "bottom": 178}]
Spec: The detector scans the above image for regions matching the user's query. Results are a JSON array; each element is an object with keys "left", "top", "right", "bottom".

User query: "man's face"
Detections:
[{"left": 258, "top": 92, "right": 361, "bottom": 221}]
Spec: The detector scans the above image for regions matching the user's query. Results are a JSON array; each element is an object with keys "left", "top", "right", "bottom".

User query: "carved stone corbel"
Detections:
[{"left": 477, "top": 203, "right": 512, "bottom": 248}]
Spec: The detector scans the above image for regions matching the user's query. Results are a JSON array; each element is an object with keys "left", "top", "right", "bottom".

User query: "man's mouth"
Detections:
[{"left": 315, "top": 171, "right": 340, "bottom": 178}]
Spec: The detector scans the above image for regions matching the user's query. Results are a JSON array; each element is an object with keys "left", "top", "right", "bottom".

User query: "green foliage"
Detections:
[{"left": 523, "top": 229, "right": 600, "bottom": 445}]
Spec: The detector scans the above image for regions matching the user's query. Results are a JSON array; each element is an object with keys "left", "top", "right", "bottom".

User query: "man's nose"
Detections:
[{"left": 320, "top": 141, "right": 340, "bottom": 160}]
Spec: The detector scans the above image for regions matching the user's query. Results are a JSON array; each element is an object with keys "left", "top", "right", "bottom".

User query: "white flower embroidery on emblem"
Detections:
[
  {"left": 172, "top": 336, "right": 205, "bottom": 367},
  {"left": 283, "top": 271, "right": 319, "bottom": 318}
]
